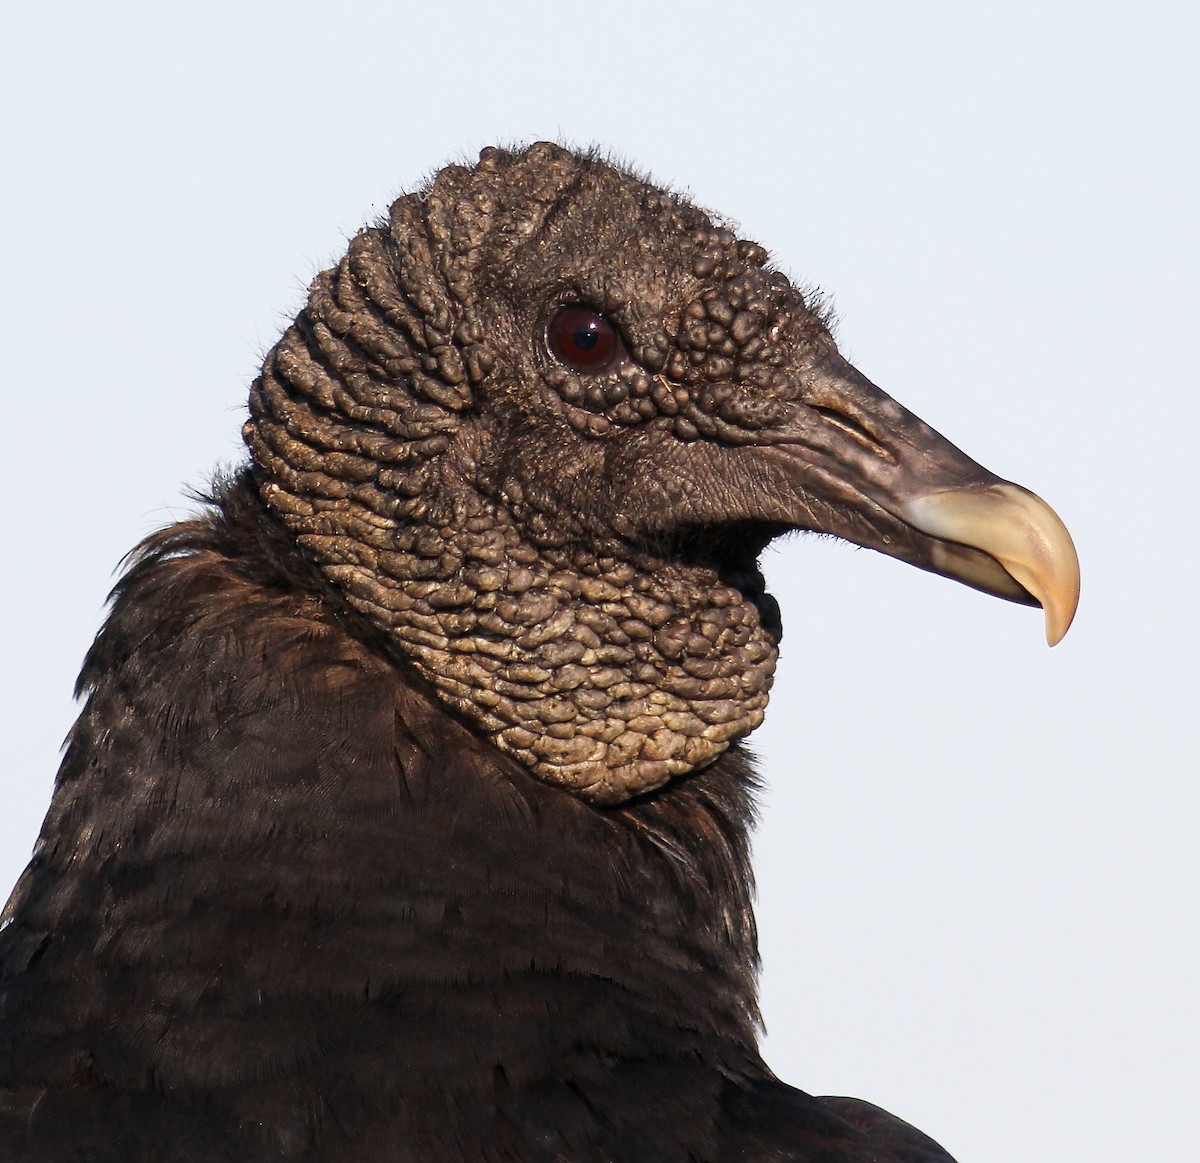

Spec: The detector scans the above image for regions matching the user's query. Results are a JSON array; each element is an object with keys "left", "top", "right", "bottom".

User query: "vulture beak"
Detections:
[
  {"left": 898, "top": 483, "right": 1079, "bottom": 646},
  {"left": 759, "top": 354, "right": 1080, "bottom": 645}
]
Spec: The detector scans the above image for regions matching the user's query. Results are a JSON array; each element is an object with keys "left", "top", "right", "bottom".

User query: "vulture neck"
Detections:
[
  {"left": 11, "top": 472, "right": 766, "bottom": 1085},
  {"left": 245, "top": 243, "right": 778, "bottom": 805}
]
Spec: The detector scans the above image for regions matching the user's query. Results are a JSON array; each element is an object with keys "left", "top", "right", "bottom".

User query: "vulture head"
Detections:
[{"left": 245, "top": 142, "right": 1078, "bottom": 805}]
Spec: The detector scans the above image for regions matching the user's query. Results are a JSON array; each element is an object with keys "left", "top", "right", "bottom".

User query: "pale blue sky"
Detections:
[{"left": 1, "top": 3, "right": 1196, "bottom": 1160}]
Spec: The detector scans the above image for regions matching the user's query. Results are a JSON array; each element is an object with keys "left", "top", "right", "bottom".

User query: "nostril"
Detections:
[{"left": 810, "top": 404, "right": 888, "bottom": 457}]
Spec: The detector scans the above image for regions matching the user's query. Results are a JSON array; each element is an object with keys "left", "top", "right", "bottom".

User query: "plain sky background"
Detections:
[{"left": 1, "top": 2, "right": 1196, "bottom": 1160}]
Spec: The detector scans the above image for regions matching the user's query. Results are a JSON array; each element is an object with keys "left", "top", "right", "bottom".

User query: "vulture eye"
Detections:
[{"left": 546, "top": 306, "right": 620, "bottom": 373}]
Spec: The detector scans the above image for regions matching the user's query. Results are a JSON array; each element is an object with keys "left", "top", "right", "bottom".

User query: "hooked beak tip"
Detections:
[{"left": 902, "top": 483, "right": 1080, "bottom": 646}]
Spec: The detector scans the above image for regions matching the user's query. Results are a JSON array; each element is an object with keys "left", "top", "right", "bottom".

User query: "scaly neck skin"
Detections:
[{"left": 247, "top": 267, "right": 779, "bottom": 805}]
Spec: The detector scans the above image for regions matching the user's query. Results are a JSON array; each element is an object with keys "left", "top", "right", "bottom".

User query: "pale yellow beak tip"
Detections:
[
  {"left": 905, "top": 483, "right": 1080, "bottom": 647},
  {"left": 1045, "top": 597, "right": 1076, "bottom": 648}
]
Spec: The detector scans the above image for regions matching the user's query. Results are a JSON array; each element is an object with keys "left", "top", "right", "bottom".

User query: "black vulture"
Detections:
[{"left": 0, "top": 143, "right": 1078, "bottom": 1161}]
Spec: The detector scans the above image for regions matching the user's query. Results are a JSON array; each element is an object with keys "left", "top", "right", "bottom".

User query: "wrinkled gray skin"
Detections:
[{"left": 248, "top": 142, "right": 1015, "bottom": 805}]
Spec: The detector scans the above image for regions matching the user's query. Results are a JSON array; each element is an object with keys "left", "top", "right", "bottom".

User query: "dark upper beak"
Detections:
[{"left": 752, "top": 353, "right": 1080, "bottom": 645}]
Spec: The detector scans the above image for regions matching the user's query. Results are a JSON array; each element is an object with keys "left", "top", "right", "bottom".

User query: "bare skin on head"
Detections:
[{"left": 246, "top": 142, "right": 1079, "bottom": 805}]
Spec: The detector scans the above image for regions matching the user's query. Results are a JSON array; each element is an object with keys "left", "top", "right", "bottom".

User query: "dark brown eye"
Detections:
[{"left": 546, "top": 307, "right": 619, "bottom": 373}]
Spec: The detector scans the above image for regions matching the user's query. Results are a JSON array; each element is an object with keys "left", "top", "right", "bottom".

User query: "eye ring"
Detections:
[{"left": 546, "top": 306, "right": 621, "bottom": 374}]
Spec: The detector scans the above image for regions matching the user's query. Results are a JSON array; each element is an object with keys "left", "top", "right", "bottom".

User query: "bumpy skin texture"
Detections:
[
  {"left": 245, "top": 144, "right": 810, "bottom": 803},
  {"left": 0, "top": 145, "right": 961, "bottom": 1160}
]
